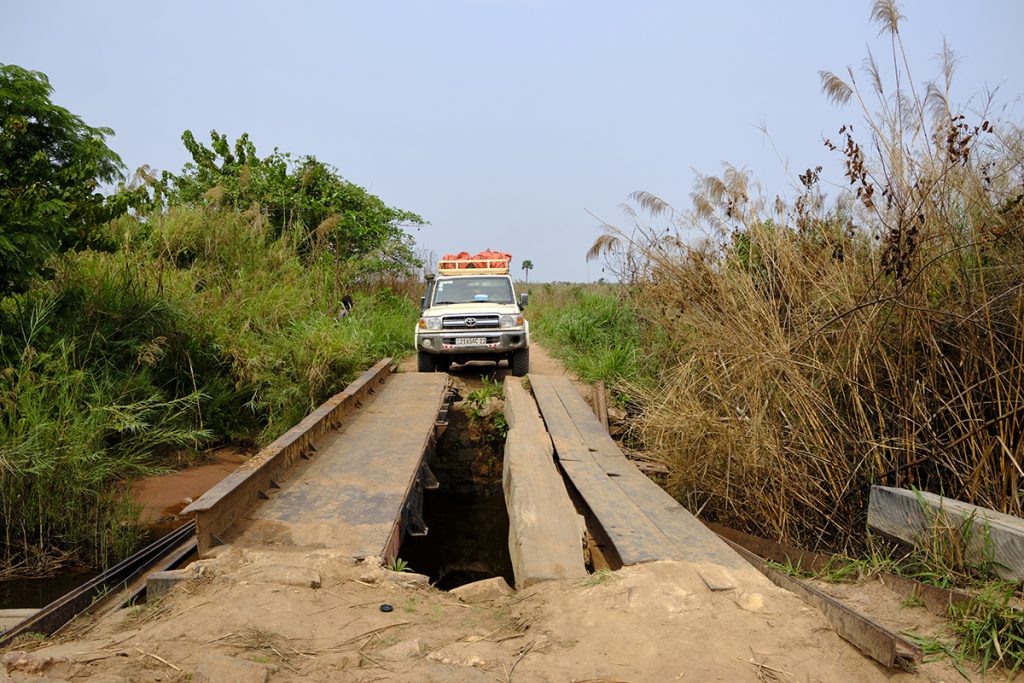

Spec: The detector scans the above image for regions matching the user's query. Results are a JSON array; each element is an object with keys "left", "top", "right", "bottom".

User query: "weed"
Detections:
[
  {"left": 949, "top": 582, "right": 1024, "bottom": 673},
  {"left": 578, "top": 568, "right": 619, "bottom": 587},
  {"left": 766, "top": 558, "right": 815, "bottom": 580},
  {"left": 467, "top": 376, "right": 504, "bottom": 406},
  {"left": 532, "top": 288, "right": 649, "bottom": 388},
  {"left": 901, "top": 632, "right": 965, "bottom": 672},
  {"left": 575, "top": 5, "right": 1024, "bottom": 557},
  {"left": 464, "top": 376, "right": 509, "bottom": 446},
  {"left": 0, "top": 205, "right": 420, "bottom": 574},
  {"left": 491, "top": 413, "right": 509, "bottom": 439},
  {"left": 387, "top": 556, "right": 412, "bottom": 573},
  {"left": 900, "top": 593, "right": 926, "bottom": 609},
  {"left": 909, "top": 490, "right": 1001, "bottom": 584}
]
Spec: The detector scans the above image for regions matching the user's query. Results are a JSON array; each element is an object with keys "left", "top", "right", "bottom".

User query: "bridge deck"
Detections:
[
  {"left": 530, "top": 374, "right": 744, "bottom": 570},
  {"left": 234, "top": 372, "right": 449, "bottom": 559}
]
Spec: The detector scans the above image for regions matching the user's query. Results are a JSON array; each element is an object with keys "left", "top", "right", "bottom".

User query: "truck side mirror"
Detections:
[
  {"left": 519, "top": 292, "right": 529, "bottom": 308},
  {"left": 420, "top": 296, "right": 426, "bottom": 310}
]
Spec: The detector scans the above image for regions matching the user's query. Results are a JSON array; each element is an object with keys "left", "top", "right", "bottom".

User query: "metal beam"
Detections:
[
  {"left": 0, "top": 522, "right": 196, "bottom": 647},
  {"left": 182, "top": 358, "right": 394, "bottom": 554}
]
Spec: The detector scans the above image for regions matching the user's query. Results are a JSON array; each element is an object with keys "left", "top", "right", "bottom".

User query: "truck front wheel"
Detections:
[
  {"left": 510, "top": 348, "right": 530, "bottom": 377},
  {"left": 417, "top": 351, "right": 437, "bottom": 372}
]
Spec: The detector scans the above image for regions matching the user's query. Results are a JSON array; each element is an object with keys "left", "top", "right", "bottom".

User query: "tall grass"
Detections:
[
  {"left": 531, "top": 284, "right": 651, "bottom": 387},
  {"left": 586, "top": 6, "right": 1024, "bottom": 553},
  {"left": 0, "top": 305, "right": 208, "bottom": 572},
  {"left": 0, "top": 205, "right": 419, "bottom": 573}
]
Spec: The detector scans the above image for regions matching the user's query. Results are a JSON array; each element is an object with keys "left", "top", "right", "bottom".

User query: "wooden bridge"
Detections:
[{"left": 1, "top": 360, "right": 930, "bottom": 669}]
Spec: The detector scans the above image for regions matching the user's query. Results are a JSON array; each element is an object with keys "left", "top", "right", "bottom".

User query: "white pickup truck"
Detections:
[{"left": 414, "top": 255, "right": 530, "bottom": 376}]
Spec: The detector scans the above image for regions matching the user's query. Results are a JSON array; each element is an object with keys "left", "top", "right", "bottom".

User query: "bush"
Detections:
[
  {"left": 0, "top": 206, "right": 420, "bottom": 573},
  {"left": 532, "top": 286, "right": 649, "bottom": 387},
  {"left": 0, "top": 310, "right": 207, "bottom": 572},
  {"left": 586, "top": 9, "right": 1024, "bottom": 553}
]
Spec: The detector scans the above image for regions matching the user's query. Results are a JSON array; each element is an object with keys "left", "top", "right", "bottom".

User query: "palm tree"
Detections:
[{"left": 521, "top": 259, "right": 534, "bottom": 283}]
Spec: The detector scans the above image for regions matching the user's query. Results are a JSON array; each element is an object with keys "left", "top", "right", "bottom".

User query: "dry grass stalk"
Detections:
[{"left": 593, "top": 8, "right": 1024, "bottom": 553}]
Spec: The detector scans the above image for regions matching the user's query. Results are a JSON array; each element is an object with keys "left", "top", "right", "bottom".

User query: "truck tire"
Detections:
[
  {"left": 510, "top": 348, "right": 529, "bottom": 377},
  {"left": 417, "top": 351, "right": 437, "bottom": 372}
]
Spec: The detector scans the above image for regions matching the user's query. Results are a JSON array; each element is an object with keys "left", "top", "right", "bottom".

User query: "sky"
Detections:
[{"left": 3, "top": 1, "right": 1022, "bottom": 282}]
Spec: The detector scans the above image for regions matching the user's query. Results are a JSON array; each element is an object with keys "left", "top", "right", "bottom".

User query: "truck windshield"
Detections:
[{"left": 432, "top": 277, "right": 514, "bottom": 305}]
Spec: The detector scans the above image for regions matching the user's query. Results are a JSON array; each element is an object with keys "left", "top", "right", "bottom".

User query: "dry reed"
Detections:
[{"left": 592, "top": 4, "right": 1024, "bottom": 552}]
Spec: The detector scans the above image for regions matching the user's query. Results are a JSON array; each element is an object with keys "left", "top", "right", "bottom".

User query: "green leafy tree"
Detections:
[
  {"left": 522, "top": 259, "right": 534, "bottom": 283},
  {"left": 159, "top": 130, "right": 425, "bottom": 276},
  {"left": 0, "top": 64, "right": 125, "bottom": 293}
]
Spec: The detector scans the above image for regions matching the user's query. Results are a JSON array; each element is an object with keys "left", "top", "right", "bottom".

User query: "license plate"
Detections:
[{"left": 455, "top": 337, "right": 486, "bottom": 346}]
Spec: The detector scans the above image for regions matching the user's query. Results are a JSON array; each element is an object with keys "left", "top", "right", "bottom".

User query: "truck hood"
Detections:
[{"left": 422, "top": 302, "right": 521, "bottom": 317}]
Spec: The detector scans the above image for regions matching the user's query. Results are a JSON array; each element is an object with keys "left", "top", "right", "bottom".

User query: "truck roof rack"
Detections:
[{"left": 437, "top": 251, "right": 511, "bottom": 276}]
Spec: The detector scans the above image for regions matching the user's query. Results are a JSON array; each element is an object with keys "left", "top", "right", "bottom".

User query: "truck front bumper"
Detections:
[{"left": 416, "top": 330, "right": 528, "bottom": 355}]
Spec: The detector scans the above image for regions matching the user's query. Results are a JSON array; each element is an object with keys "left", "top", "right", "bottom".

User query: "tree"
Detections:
[
  {"left": 0, "top": 64, "right": 125, "bottom": 294},
  {"left": 522, "top": 259, "right": 534, "bottom": 283},
  {"left": 159, "top": 130, "right": 425, "bottom": 277}
]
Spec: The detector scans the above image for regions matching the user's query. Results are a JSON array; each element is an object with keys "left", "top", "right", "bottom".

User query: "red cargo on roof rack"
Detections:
[{"left": 438, "top": 250, "right": 511, "bottom": 275}]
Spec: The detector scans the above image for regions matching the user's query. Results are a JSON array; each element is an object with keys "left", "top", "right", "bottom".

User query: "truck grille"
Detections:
[{"left": 442, "top": 314, "right": 500, "bottom": 330}]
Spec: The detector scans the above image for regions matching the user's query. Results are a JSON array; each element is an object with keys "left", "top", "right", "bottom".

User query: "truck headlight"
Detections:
[
  {"left": 418, "top": 317, "right": 442, "bottom": 330},
  {"left": 500, "top": 314, "right": 524, "bottom": 328}
]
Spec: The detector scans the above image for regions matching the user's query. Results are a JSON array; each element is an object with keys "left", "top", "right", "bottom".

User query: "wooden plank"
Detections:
[
  {"left": 530, "top": 375, "right": 682, "bottom": 565},
  {"left": 236, "top": 373, "right": 449, "bottom": 559},
  {"left": 182, "top": 358, "right": 393, "bottom": 554},
  {"left": 868, "top": 485, "right": 1024, "bottom": 581},
  {"left": 502, "top": 378, "right": 587, "bottom": 586},
  {"left": 723, "top": 538, "right": 922, "bottom": 669},
  {"left": 543, "top": 376, "right": 745, "bottom": 570}
]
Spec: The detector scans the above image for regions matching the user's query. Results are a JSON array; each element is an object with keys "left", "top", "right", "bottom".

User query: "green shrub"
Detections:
[
  {"left": 0, "top": 306, "right": 208, "bottom": 571},
  {"left": 0, "top": 206, "right": 419, "bottom": 573},
  {"left": 533, "top": 288, "right": 648, "bottom": 386}
]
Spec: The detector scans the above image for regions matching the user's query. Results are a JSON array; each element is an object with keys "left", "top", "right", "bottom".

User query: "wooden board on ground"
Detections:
[
  {"left": 502, "top": 378, "right": 588, "bottom": 587},
  {"left": 868, "top": 485, "right": 1024, "bottom": 581},
  {"left": 0, "top": 609, "right": 37, "bottom": 634},
  {"left": 530, "top": 374, "right": 744, "bottom": 572},
  {"left": 233, "top": 373, "right": 449, "bottom": 560}
]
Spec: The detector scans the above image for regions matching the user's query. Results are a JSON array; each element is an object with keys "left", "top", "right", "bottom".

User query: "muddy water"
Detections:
[
  {"left": 0, "top": 569, "right": 101, "bottom": 610},
  {"left": 0, "top": 448, "right": 250, "bottom": 611},
  {"left": 130, "top": 448, "right": 249, "bottom": 527}
]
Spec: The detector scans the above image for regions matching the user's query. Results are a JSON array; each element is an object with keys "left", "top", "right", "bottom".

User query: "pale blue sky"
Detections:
[{"left": 4, "top": 1, "right": 1022, "bottom": 281}]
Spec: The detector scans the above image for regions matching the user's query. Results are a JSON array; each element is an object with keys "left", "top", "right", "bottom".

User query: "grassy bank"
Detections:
[
  {"left": 529, "top": 283, "right": 651, "bottom": 389},
  {"left": 0, "top": 206, "right": 419, "bottom": 573}
]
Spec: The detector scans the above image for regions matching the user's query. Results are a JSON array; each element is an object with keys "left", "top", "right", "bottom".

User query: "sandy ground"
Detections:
[
  {"left": 0, "top": 547, "right": 946, "bottom": 682},
  {"left": 1, "top": 343, "right": 968, "bottom": 681}
]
